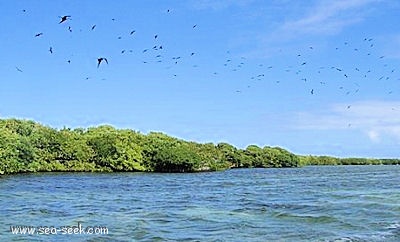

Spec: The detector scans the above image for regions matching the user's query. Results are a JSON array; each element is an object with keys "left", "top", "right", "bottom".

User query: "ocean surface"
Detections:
[{"left": 0, "top": 165, "right": 399, "bottom": 241}]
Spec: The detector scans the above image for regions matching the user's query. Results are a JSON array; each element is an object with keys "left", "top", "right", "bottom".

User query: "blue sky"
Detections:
[{"left": 1, "top": 0, "right": 400, "bottom": 158}]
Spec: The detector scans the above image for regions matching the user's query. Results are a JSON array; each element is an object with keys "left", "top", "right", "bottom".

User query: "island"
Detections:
[{"left": 1, "top": 118, "right": 399, "bottom": 175}]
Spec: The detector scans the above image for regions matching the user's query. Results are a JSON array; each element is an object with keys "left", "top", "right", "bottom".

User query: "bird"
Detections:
[
  {"left": 15, "top": 67, "right": 23, "bottom": 72},
  {"left": 59, "top": 15, "right": 71, "bottom": 24},
  {"left": 310, "top": 89, "right": 314, "bottom": 95},
  {"left": 154, "top": 34, "right": 158, "bottom": 39},
  {"left": 68, "top": 26, "right": 72, "bottom": 32},
  {"left": 130, "top": 30, "right": 136, "bottom": 35},
  {"left": 193, "top": 24, "right": 197, "bottom": 28},
  {"left": 97, "top": 58, "right": 108, "bottom": 68},
  {"left": 49, "top": 47, "right": 53, "bottom": 54},
  {"left": 35, "top": 32, "right": 43, "bottom": 37},
  {"left": 91, "top": 25, "right": 96, "bottom": 30}
]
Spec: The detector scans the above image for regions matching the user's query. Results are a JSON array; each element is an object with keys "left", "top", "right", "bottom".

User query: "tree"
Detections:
[{"left": 0, "top": 127, "right": 20, "bottom": 174}]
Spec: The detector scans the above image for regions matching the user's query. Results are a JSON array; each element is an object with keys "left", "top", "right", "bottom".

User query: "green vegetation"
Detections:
[
  {"left": 0, "top": 118, "right": 300, "bottom": 175},
  {"left": 298, "top": 155, "right": 400, "bottom": 166},
  {"left": 1, "top": 118, "right": 398, "bottom": 175}
]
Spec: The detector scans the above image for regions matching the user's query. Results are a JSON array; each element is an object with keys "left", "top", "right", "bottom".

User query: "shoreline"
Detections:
[{"left": 1, "top": 118, "right": 399, "bottom": 175}]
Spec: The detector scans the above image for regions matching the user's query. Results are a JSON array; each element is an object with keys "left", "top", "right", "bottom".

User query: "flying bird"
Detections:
[
  {"left": 193, "top": 24, "right": 197, "bottom": 28},
  {"left": 310, "top": 89, "right": 314, "bottom": 95},
  {"left": 91, "top": 25, "right": 96, "bottom": 30},
  {"left": 130, "top": 30, "right": 136, "bottom": 35},
  {"left": 15, "top": 67, "right": 23, "bottom": 72},
  {"left": 97, "top": 57, "right": 108, "bottom": 68},
  {"left": 35, "top": 32, "right": 43, "bottom": 37},
  {"left": 49, "top": 47, "right": 53, "bottom": 54},
  {"left": 59, "top": 15, "right": 71, "bottom": 24}
]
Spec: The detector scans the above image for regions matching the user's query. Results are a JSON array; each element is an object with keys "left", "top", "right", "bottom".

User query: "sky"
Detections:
[{"left": 1, "top": 0, "right": 400, "bottom": 158}]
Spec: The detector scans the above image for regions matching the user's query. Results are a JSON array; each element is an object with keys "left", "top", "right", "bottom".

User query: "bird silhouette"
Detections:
[
  {"left": 91, "top": 25, "right": 96, "bottom": 30},
  {"left": 15, "top": 67, "right": 23, "bottom": 72},
  {"left": 35, "top": 33, "right": 43, "bottom": 37},
  {"left": 49, "top": 47, "right": 53, "bottom": 54},
  {"left": 311, "top": 89, "right": 314, "bottom": 95},
  {"left": 97, "top": 58, "right": 108, "bottom": 68},
  {"left": 59, "top": 15, "right": 71, "bottom": 24},
  {"left": 130, "top": 30, "right": 136, "bottom": 35}
]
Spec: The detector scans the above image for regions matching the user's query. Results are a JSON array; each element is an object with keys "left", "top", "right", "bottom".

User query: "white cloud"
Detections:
[
  {"left": 293, "top": 100, "right": 400, "bottom": 142},
  {"left": 275, "top": 0, "right": 382, "bottom": 37},
  {"left": 191, "top": 0, "right": 254, "bottom": 10},
  {"left": 367, "top": 130, "right": 380, "bottom": 142}
]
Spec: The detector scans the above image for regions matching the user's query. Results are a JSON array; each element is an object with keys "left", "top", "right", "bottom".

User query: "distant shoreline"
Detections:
[{"left": 1, "top": 118, "right": 399, "bottom": 175}]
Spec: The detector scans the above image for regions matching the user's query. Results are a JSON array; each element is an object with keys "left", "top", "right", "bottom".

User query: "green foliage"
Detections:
[
  {"left": 8, "top": 118, "right": 400, "bottom": 175},
  {"left": 238, "top": 145, "right": 300, "bottom": 168},
  {"left": 0, "top": 126, "right": 21, "bottom": 174},
  {"left": 297, "top": 155, "right": 400, "bottom": 166}
]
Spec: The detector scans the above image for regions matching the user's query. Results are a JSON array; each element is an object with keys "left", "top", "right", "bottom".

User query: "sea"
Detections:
[{"left": 1, "top": 165, "right": 399, "bottom": 241}]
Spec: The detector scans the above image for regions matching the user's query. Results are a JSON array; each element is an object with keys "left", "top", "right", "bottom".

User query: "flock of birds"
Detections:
[
  {"left": 12, "top": 9, "right": 399, "bottom": 120},
  {"left": 21, "top": 11, "right": 203, "bottom": 75}
]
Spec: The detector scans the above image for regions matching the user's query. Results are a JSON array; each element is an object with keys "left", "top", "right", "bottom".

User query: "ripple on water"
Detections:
[{"left": 1, "top": 166, "right": 400, "bottom": 241}]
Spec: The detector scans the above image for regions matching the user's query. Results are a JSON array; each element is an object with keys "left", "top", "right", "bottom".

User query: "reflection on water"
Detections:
[{"left": 1, "top": 166, "right": 399, "bottom": 241}]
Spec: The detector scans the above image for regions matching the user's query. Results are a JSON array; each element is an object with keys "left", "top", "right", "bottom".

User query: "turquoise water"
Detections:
[{"left": 1, "top": 166, "right": 399, "bottom": 241}]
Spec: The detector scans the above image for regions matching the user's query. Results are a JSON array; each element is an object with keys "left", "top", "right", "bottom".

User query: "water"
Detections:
[{"left": 1, "top": 166, "right": 399, "bottom": 241}]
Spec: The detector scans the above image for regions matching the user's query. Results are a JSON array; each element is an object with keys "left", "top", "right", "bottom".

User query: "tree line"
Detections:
[
  {"left": 0, "top": 118, "right": 300, "bottom": 175},
  {"left": 1, "top": 119, "right": 398, "bottom": 175},
  {"left": 298, "top": 155, "right": 400, "bottom": 166}
]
